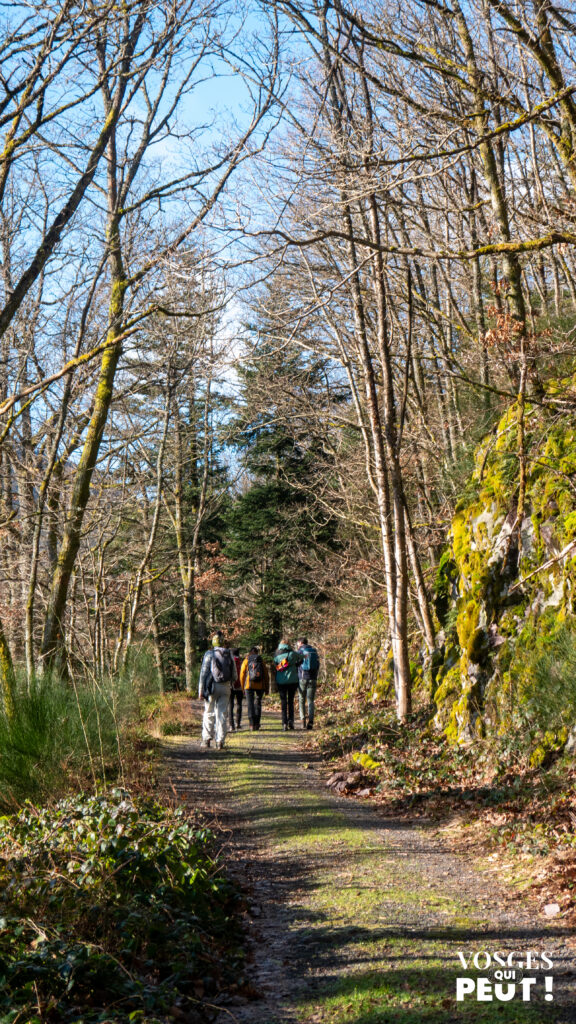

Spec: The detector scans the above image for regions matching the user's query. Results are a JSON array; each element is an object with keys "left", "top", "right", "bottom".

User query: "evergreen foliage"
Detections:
[
  {"left": 224, "top": 336, "right": 340, "bottom": 651},
  {"left": 0, "top": 791, "right": 241, "bottom": 1022}
]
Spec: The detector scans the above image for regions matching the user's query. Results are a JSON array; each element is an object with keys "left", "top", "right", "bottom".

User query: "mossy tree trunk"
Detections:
[
  {"left": 40, "top": 297, "right": 125, "bottom": 673},
  {"left": 0, "top": 613, "right": 15, "bottom": 717},
  {"left": 39, "top": 6, "right": 183, "bottom": 672},
  {"left": 25, "top": 411, "right": 89, "bottom": 681},
  {"left": 454, "top": 0, "right": 527, "bottom": 345},
  {"left": 40, "top": 104, "right": 127, "bottom": 673},
  {"left": 453, "top": 0, "right": 533, "bottom": 572}
]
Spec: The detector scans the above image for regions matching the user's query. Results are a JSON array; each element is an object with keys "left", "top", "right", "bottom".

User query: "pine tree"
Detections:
[{"left": 224, "top": 336, "right": 338, "bottom": 652}]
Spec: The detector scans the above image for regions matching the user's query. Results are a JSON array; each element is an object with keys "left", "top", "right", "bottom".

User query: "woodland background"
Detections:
[{"left": 2, "top": 0, "right": 576, "bottom": 756}]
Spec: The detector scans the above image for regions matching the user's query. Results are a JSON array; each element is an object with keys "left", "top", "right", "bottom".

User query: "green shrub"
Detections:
[
  {"left": 120, "top": 645, "right": 164, "bottom": 695},
  {"left": 506, "top": 624, "right": 576, "bottom": 763},
  {"left": 522, "top": 627, "right": 576, "bottom": 725},
  {"left": 0, "top": 790, "right": 242, "bottom": 1022}
]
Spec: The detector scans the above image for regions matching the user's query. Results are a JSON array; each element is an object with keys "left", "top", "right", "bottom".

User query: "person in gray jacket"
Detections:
[
  {"left": 296, "top": 637, "right": 319, "bottom": 730},
  {"left": 198, "top": 631, "right": 237, "bottom": 749}
]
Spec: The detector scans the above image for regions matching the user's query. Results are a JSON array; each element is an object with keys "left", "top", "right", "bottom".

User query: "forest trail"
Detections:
[{"left": 164, "top": 707, "right": 576, "bottom": 1024}]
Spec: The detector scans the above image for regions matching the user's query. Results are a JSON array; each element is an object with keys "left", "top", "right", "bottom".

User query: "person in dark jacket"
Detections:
[
  {"left": 272, "top": 640, "right": 302, "bottom": 731},
  {"left": 240, "top": 646, "right": 269, "bottom": 730},
  {"left": 229, "top": 648, "right": 244, "bottom": 731}
]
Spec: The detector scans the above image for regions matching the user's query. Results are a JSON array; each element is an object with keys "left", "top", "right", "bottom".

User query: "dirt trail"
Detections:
[{"left": 164, "top": 705, "right": 576, "bottom": 1024}]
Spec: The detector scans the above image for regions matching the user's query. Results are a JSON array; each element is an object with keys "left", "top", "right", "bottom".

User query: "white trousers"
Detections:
[{"left": 202, "top": 683, "right": 231, "bottom": 744}]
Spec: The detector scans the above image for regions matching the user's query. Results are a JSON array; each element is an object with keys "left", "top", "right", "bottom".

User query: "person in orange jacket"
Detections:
[{"left": 239, "top": 646, "right": 269, "bottom": 731}]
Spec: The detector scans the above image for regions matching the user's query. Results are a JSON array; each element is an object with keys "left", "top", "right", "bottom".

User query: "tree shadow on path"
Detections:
[{"left": 163, "top": 711, "right": 576, "bottom": 1024}]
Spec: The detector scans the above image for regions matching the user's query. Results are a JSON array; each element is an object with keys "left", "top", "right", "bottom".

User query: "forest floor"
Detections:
[{"left": 163, "top": 702, "right": 576, "bottom": 1024}]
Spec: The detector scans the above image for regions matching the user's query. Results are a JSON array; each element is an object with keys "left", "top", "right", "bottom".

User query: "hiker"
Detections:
[
  {"left": 198, "top": 631, "right": 237, "bottom": 749},
  {"left": 240, "top": 646, "right": 269, "bottom": 730},
  {"left": 296, "top": 637, "right": 320, "bottom": 730},
  {"left": 272, "top": 640, "right": 302, "bottom": 731},
  {"left": 229, "top": 647, "right": 244, "bottom": 731}
]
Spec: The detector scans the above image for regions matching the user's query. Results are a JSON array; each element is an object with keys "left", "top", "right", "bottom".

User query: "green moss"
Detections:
[
  {"left": 468, "top": 627, "right": 490, "bottom": 663},
  {"left": 563, "top": 510, "right": 576, "bottom": 540},
  {"left": 334, "top": 607, "right": 397, "bottom": 702},
  {"left": 433, "top": 550, "right": 457, "bottom": 626},
  {"left": 337, "top": 374, "right": 576, "bottom": 757},
  {"left": 456, "top": 601, "right": 480, "bottom": 656},
  {"left": 372, "top": 648, "right": 395, "bottom": 700},
  {"left": 410, "top": 659, "right": 424, "bottom": 690},
  {"left": 432, "top": 661, "right": 461, "bottom": 713},
  {"left": 352, "top": 751, "right": 381, "bottom": 772},
  {"left": 529, "top": 728, "right": 568, "bottom": 768},
  {"left": 434, "top": 376, "right": 576, "bottom": 752},
  {"left": 426, "top": 647, "right": 444, "bottom": 699}
]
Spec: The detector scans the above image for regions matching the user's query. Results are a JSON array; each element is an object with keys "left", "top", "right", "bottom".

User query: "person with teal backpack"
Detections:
[
  {"left": 296, "top": 637, "right": 320, "bottom": 730},
  {"left": 272, "top": 640, "right": 302, "bottom": 731}
]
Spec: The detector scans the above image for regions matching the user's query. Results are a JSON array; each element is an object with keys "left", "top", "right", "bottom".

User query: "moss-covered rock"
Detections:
[
  {"left": 333, "top": 607, "right": 426, "bottom": 703},
  {"left": 434, "top": 551, "right": 458, "bottom": 627},
  {"left": 333, "top": 379, "right": 576, "bottom": 759},
  {"left": 333, "top": 608, "right": 394, "bottom": 702},
  {"left": 434, "top": 386, "right": 576, "bottom": 752}
]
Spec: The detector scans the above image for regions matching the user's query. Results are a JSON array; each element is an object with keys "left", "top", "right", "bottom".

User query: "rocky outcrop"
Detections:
[
  {"left": 332, "top": 378, "right": 573, "bottom": 761},
  {"left": 333, "top": 608, "right": 395, "bottom": 701},
  {"left": 433, "top": 394, "right": 576, "bottom": 757},
  {"left": 335, "top": 385, "right": 576, "bottom": 762}
]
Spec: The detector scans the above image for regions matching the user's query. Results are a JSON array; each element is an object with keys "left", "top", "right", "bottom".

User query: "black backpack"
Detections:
[
  {"left": 248, "top": 653, "right": 264, "bottom": 683},
  {"left": 211, "top": 648, "right": 234, "bottom": 684}
]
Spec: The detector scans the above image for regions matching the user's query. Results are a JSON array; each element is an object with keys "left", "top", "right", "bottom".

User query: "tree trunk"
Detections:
[
  {"left": 404, "top": 506, "right": 437, "bottom": 653},
  {"left": 41, "top": 205, "right": 126, "bottom": 671},
  {"left": 147, "top": 581, "right": 166, "bottom": 692},
  {"left": 0, "top": 614, "right": 15, "bottom": 717},
  {"left": 182, "top": 581, "right": 195, "bottom": 694}
]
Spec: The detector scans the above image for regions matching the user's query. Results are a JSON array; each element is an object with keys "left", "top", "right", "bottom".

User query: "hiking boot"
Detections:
[
  {"left": 250, "top": 724, "right": 256, "bottom": 731},
  {"left": 200, "top": 739, "right": 211, "bottom": 749},
  {"left": 215, "top": 740, "right": 224, "bottom": 750},
  {"left": 283, "top": 724, "right": 288, "bottom": 732},
  {"left": 306, "top": 722, "right": 314, "bottom": 730},
  {"left": 288, "top": 721, "right": 294, "bottom": 730}
]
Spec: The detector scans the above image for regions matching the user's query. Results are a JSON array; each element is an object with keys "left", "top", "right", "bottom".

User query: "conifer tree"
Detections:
[{"left": 225, "top": 336, "right": 338, "bottom": 652}]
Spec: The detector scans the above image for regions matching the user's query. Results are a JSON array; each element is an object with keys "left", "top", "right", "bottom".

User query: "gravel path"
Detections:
[{"left": 164, "top": 704, "right": 576, "bottom": 1024}]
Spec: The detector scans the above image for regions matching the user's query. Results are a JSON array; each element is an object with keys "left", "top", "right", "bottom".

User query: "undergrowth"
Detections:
[
  {"left": 141, "top": 691, "right": 198, "bottom": 738},
  {"left": 0, "top": 789, "right": 242, "bottom": 1023},
  {"left": 0, "top": 673, "right": 154, "bottom": 810},
  {"left": 317, "top": 695, "right": 576, "bottom": 911}
]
